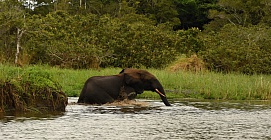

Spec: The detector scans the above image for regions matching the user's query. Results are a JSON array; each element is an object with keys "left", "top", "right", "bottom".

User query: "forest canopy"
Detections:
[{"left": 1, "top": 0, "right": 271, "bottom": 74}]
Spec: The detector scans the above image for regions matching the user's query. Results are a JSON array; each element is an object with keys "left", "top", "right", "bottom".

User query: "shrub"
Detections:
[
  {"left": 100, "top": 14, "right": 183, "bottom": 68},
  {"left": 20, "top": 12, "right": 184, "bottom": 69},
  {"left": 22, "top": 12, "right": 102, "bottom": 69},
  {"left": 200, "top": 24, "right": 271, "bottom": 74}
]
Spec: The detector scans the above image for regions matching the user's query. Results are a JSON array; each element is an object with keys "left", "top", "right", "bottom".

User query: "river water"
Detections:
[{"left": 1, "top": 97, "right": 271, "bottom": 140}]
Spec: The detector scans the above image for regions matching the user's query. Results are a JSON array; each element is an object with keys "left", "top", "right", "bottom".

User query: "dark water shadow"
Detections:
[
  {"left": 174, "top": 99, "right": 271, "bottom": 111},
  {"left": 0, "top": 110, "right": 65, "bottom": 123}
]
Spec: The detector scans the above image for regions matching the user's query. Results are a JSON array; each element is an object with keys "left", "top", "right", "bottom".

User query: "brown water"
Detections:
[{"left": 1, "top": 97, "right": 271, "bottom": 140}]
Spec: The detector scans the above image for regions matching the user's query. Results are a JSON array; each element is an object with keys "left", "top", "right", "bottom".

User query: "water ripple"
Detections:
[{"left": 1, "top": 97, "right": 271, "bottom": 139}]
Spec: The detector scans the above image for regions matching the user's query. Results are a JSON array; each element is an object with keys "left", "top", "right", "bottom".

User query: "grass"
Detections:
[
  {"left": 0, "top": 64, "right": 68, "bottom": 112},
  {"left": 1, "top": 64, "right": 271, "bottom": 100},
  {"left": 151, "top": 70, "right": 271, "bottom": 100}
]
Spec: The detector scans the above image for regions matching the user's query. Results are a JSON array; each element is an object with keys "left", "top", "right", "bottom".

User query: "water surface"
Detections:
[{"left": 1, "top": 97, "right": 271, "bottom": 139}]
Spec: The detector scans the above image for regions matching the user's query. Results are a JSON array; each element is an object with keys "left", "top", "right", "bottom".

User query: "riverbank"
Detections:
[
  {"left": 1, "top": 64, "right": 271, "bottom": 103},
  {"left": 0, "top": 65, "right": 68, "bottom": 113}
]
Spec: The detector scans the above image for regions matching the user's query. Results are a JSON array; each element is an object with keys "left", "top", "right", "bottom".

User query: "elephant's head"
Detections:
[{"left": 120, "top": 68, "right": 171, "bottom": 106}]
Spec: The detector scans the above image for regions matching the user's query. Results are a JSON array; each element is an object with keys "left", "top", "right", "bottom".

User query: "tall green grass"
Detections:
[
  {"left": 147, "top": 70, "right": 271, "bottom": 100},
  {"left": 1, "top": 64, "right": 271, "bottom": 100}
]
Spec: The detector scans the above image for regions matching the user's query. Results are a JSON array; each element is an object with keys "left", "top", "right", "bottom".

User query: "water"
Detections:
[{"left": 1, "top": 97, "right": 271, "bottom": 140}]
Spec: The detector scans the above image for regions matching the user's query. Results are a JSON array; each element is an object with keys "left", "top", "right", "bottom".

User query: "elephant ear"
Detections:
[
  {"left": 123, "top": 69, "right": 144, "bottom": 94},
  {"left": 124, "top": 69, "right": 141, "bottom": 85}
]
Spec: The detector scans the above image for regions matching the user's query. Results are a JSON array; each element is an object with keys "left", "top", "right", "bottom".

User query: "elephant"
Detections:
[{"left": 77, "top": 68, "right": 171, "bottom": 106}]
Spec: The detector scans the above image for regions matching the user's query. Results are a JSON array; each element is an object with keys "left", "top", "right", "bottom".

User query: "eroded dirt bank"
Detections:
[{"left": 0, "top": 80, "right": 68, "bottom": 113}]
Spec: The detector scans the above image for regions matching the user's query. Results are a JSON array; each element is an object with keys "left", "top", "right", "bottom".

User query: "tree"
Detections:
[
  {"left": 200, "top": 24, "right": 271, "bottom": 74},
  {"left": 21, "top": 11, "right": 104, "bottom": 68},
  {"left": 0, "top": 0, "right": 26, "bottom": 65},
  {"left": 100, "top": 13, "right": 183, "bottom": 68},
  {"left": 135, "top": 0, "right": 180, "bottom": 28},
  {"left": 205, "top": 0, "right": 270, "bottom": 32},
  {"left": 26, "top": 0, "right": 55, "bottom": 16},
  {"left": 174, "top": 0, "right": 218, "bottom": 30}
]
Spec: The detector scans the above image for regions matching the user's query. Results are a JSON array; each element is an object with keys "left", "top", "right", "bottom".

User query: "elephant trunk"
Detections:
[{"left": 155, "top": 88, "right": 171, "bottom": 106}]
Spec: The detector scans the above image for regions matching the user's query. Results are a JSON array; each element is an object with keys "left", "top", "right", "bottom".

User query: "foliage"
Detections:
[
  {"left": 177, "top": 27, "right": 204, "bottom": 55},
  {"left": 0, "top": 64, "right": 67, "bottom": 112},
  {"left": 19, "top": 11, "right": 184, "bottom": 69},
  {"left": 1, "top": 0, "right": 271, "bottom": 74},
  {"left": 101, "top": 14, "right": 182, "bottom": 68},
  {"left": 174, "top": 0, "right": 218, "bottom": 29},
  {"left": 0, "top": 0, "right": 26, "bottom": 63},
  {"left": 22, "top": 11, "right": 103, "bottom": 68},
  {"left": 200, "top": 24, "right": 271, "bottom": 74},
  {"left": 200, "top": 0, "right": 271, "bottom": 74},
  {"left": 204, "top": 0, "right": 271, "bottom": 32},
  {"left": 135, "top": 0, "right": 180, "bottom": 27}
]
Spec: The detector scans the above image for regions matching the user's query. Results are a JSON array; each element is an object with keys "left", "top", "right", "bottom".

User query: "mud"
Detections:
[{"left": 0, "top": 81, "right": 68, "bottom": 113}]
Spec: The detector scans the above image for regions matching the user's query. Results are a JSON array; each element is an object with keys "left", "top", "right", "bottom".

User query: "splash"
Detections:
[{"left": 104, "top": 99, "right": 149, "bottom": 107}]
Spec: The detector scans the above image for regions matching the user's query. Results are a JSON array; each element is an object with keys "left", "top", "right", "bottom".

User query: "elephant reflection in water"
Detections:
[{"left": 77, "top": 68, "right": 171, "bottom": 106}]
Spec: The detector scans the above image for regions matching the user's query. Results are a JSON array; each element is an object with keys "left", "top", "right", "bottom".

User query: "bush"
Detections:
[
  {"left": 22, "top": 11, "right": 102, "bottom": 69},
  {"left": 101, "top": 14, "right": 183, "bottom": 68},
  {"left": 177, "top": 27, "right": 204, "bottom": 55},
  {"left": 200, "top": 24, "right": 271, "bottom": 74},
  {"left": 19, "top": 12, "right": 185, "bottom": 69}
]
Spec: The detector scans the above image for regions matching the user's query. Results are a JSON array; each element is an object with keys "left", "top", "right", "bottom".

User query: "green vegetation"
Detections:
[
  {"left": 1, "top": 0, "right": 271, "bottom": 105},
  {"left": 0, "top": 65, "right": 67, "bottom": 113},
  {"left": 1, "top": 0, "right": 271, "bottom": 74},
  {"left": 50, "top": 67, "right": 271, "bottom": 100},
  {"left": 2, "top": 65, "right": 270, "bottom": 101},
  {"left": 201, "top": 24, "right": 271, "bottom": 74}
]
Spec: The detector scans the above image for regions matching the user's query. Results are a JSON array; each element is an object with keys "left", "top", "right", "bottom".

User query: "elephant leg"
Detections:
[
  {"left": 125, "top": 86, "right": 138, "bottom": 100},
  {"left": 118, "top": 86, "right": 137, "bottom": 100},
  {"left": 94, "top": 91, "right": 115, "bottom": 104},
  {"left": 118, "top": 87, "right": 128, "bottom": 100},
  {"left": 127, "top": 92, "right": 137, "bottom": 100},
  {"left": 79, "top": 91, "right": 115, "bottom": 104}
]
